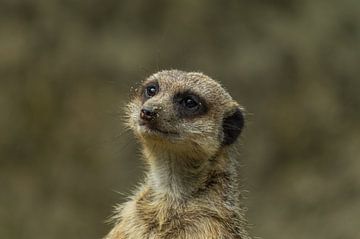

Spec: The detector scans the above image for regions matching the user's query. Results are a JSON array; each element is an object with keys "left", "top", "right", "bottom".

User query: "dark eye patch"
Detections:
[
  {"left": 174, "top": 91, "right": 208, "bottom": 118},
  {"left": 142, "top": 81, "right": 159, "bottom": 102},
  {"left": 181, "top": 96, "right": 199, "bottom": 109}
]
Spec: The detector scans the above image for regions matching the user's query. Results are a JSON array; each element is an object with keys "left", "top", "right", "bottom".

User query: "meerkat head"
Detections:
[{"left": 126, "top": 70, "right": 244, "bottom": 159}]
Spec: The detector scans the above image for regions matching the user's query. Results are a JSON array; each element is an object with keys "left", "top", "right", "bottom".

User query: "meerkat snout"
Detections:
[{"left": 140, "top": 107, "right": 158, "bottom": 121}]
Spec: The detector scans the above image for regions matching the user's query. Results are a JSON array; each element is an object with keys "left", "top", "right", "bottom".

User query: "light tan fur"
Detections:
[{"left": 105, "top": 70, "right": 251, "bottom": 239}]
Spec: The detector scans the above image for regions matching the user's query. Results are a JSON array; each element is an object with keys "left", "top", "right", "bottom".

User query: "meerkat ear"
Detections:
[{"left": 222, "top": 108, "right": 244, "bottom": 146}]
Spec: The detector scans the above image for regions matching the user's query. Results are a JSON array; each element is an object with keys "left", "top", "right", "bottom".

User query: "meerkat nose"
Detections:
[{"left": 140, "top": 107, "right": 158, "bottom": 121}]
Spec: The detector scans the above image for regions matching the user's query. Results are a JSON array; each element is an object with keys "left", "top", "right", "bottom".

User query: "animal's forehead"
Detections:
[{"left": 144, "top": 71, "right": 232, "bottom": 103}]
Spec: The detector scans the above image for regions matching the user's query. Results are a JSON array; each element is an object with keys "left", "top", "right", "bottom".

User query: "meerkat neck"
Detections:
[{"left": 143, "top": 145, "right": 232, "bottom": 200}]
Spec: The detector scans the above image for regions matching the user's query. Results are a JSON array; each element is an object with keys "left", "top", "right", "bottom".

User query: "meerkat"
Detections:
[{"left": 105, "top": 70, "right": 251, "bottom": 239}]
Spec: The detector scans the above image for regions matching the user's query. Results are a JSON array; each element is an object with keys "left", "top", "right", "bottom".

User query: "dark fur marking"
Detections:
[
  {"left": 141, "top": 80, "right": 159, "bottom": 103},
  {"left": 194, "top": 171, "right": 231, "bottom": 197},
  {"left": 173, "top": 90, "right": 208, "bottom": 118},
  {"left": 222, "top": 108, "right": 244, "bottom": 146}
]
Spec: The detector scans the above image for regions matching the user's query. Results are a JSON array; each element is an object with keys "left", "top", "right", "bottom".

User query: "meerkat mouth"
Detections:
[{"left": 139, "top": 122, "right": 178, "bottom": 136}]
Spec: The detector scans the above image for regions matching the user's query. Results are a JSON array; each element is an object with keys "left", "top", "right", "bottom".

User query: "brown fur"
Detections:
[{"left": 105, "top": 70, "right": 251, "bottom": 239}]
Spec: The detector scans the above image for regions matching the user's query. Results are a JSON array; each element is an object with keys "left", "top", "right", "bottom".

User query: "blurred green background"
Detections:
[{"left": 1, "top": 0, "right": 359, "bottom": 238}]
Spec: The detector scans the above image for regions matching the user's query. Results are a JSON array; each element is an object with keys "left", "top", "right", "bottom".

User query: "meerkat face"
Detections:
[{"left": 126, "top": 70, "right": 244, "bottom": 158}]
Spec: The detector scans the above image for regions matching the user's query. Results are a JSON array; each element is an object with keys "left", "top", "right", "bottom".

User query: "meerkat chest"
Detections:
[{"left": 114, "top": 196, "right": 242, "bottom": 239}]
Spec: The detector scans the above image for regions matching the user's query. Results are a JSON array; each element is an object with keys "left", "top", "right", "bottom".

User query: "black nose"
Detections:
[{"left": 140, "top": 107, "right": 157, "bottom": 121}]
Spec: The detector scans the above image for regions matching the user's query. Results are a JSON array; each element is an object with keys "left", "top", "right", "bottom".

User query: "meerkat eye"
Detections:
[
  {"left": 174, "top": 92, "right": 207, "bottom": 117},
  {"left": 144, "top": 83, "right": 158, "bottom": 98},
  {"left": 182, "top": 97, "right": 199, "bottom": 109}
]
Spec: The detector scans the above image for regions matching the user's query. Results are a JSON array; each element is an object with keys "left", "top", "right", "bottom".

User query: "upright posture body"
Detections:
[{"left": 105, "top": 70, "right": 251, "bottom": 239}]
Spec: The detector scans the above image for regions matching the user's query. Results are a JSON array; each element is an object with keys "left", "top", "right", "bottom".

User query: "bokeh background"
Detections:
[{"left": 1, "top": 0, "right": 359, "bottom": 239}]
